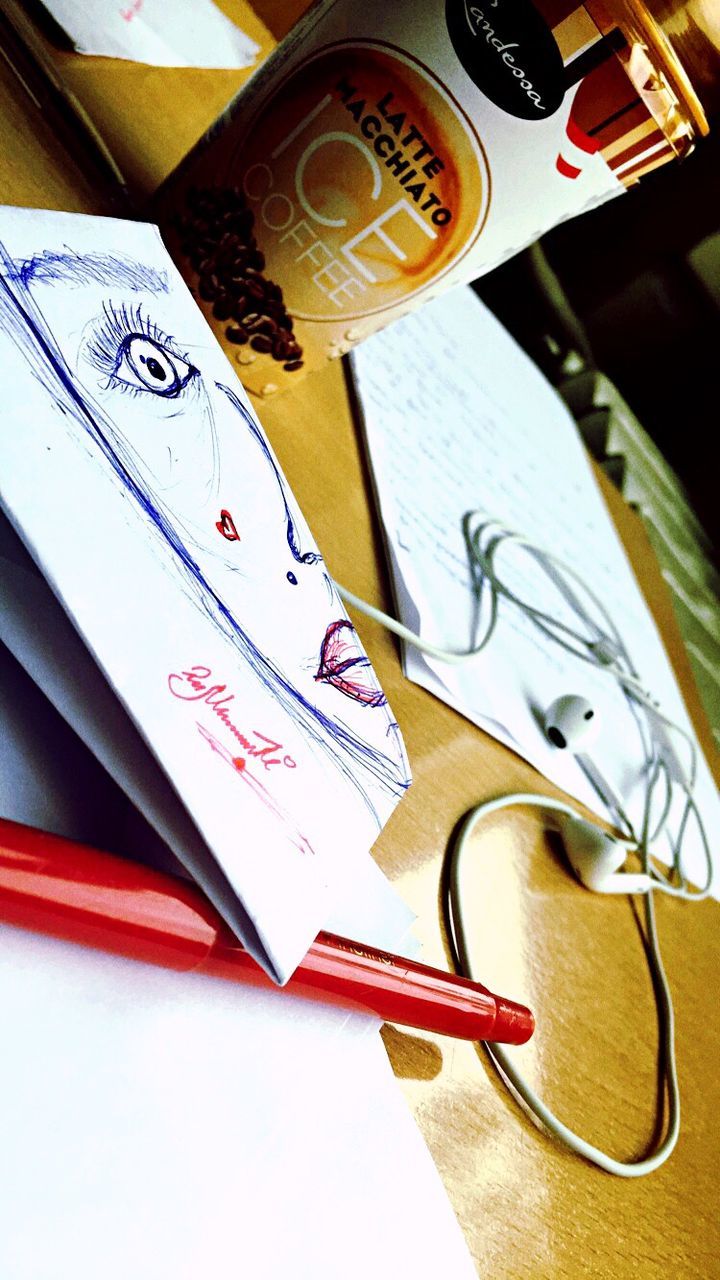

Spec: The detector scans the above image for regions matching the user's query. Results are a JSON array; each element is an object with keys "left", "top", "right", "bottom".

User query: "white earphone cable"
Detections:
[
  {"left": 337, "top": 511, "right": 714, "bottom": 1174},
  {"left": 336, "top": 515, "right": 712, "bottom": 898},
  {"left": 445, "top": 795, "right": 680, "bottom": 1177},
  {"left": 337, "top": 583, "right": 497, "bottom": 665}
]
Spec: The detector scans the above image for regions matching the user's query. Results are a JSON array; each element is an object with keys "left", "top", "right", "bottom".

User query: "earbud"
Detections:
[
  {"left": 543, "top": 695, "right": 599, "bottom": 751},
  {"left": 555, "top": 814, "right": 651, "bottom": 894},
  {"left": 543, "top": 694, "right": 628, "bottom": 825}
]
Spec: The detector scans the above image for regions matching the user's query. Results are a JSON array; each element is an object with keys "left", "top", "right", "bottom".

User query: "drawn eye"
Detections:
[{"left": 114, "top": 335, "right": 196, "bottom": 398}]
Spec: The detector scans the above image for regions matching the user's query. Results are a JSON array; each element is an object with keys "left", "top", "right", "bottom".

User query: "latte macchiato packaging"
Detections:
[{"left": 154, "top": 0, "right": 715, "bottom": 395}]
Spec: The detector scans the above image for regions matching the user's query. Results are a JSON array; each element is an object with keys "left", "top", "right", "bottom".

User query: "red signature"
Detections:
[{"left": 168, "top": 665, "right": 296, "bottom": 771}]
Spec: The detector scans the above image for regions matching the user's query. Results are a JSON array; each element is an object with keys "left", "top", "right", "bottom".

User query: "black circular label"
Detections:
[{"left": 445, "top": 0, "right": 565, "bottom": 121}]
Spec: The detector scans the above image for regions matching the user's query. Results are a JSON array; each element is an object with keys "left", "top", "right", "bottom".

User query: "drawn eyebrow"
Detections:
[{"left": 17, "top": 250, "right": 169, "bottom": 295}]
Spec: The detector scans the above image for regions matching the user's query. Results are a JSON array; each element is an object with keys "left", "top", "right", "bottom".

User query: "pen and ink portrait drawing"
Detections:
[{"left": 0, "top": 216, "right": 409, "bottom": 870}]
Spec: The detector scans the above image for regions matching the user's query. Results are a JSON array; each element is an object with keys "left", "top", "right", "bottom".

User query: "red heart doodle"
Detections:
[{"left": 216, "top": 508, "right": 240, "bottom": 541}]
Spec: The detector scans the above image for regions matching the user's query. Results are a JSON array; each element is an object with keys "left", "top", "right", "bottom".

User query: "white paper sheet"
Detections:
[
  {"left": 351, "top": 287, "right": 719, "bottom": 895},
  {"left": 0, "top": 921, "right": 477, "bottom": 1280},
  {"left": 0, "top": 595, "right": 474, "bottom": 1279},
  {"left": 0, "top": 205, "right": 412, "bottom": 981},
  {"left": 40, "top": 0, "right": 260, "bottom": 69}
]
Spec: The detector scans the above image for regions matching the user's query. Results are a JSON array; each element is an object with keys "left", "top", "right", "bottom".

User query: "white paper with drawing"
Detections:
[
  {"left": 0, "top": 205, "right": 412, "bottom": 981},
  {"left": 351, "top": 287, "right": 718, "bottom": 895},
  {"left": 0, "top": 511, "right": 412, "bottom": 956}
]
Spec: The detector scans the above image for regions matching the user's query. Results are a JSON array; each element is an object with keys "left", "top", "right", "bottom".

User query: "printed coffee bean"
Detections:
[
  {"left": 228, "top": 255, "right": 250, "bottom": 275},
  {"left": 232, "top": 213, "right": 253, "bottom": 237},
  {"left": 226, "top": 325, "right": 249, "bottom": 345},
  {"left": 212, "top": 296, "right": 233, "bottom": 321},
  {"left": 174, "top": 184, "right": 304, "bottom": 371}
]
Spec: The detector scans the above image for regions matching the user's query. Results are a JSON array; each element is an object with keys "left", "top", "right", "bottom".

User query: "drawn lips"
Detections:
[
  {"left": 315, "top": 620, "right": 386, "bottom": 706},
  {"left": 216, "top": 508, "right": 240, "bottom": 541}
]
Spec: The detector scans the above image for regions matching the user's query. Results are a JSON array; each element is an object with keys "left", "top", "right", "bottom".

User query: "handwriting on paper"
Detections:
[{"left": 169, "top": 665, "right": 297, "bottom": 769}]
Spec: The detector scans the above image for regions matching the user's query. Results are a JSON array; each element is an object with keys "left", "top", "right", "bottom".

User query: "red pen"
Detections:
[{"left": 0, "top": 818, "right": 534, "bottom": 1045}]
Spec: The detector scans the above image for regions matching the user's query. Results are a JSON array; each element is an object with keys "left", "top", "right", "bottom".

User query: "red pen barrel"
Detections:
[
  {"left": 0, "top": 818, "right": 219, "bottom": 971},
  {"left": 0, "top": 818, "right": 534, "bottom": 1045},
  {"left": 193, "top": 933, "right": 534, "bottom": 1045},
  {"left": 275, "top": 936, "right": 533, "bottom": 1044}
]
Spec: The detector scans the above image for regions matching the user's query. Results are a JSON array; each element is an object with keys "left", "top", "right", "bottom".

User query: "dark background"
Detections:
[{"left": 474, "top": 125, "right": 720, "bottom": 552}]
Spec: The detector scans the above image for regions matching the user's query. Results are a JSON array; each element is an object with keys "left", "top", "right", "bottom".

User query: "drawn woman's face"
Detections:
[{"left": 27, "top": 258, "right": 390, "bottom": 739}]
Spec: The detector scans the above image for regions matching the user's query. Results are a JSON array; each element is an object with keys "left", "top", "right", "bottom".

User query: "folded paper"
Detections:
[{"left": 0, "top": 206, "right": 412, "bottom": 980}]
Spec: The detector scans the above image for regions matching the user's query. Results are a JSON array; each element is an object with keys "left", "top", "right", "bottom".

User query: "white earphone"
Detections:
[
  {"left": 542, "top": 694, "right": 649, "bottom": 893},
  {"left": 542, "top": 693, "right": 635, "bottom": 836},
  {"left": 543, "top": 693, "right": 600, "bottom": 751},
  {"left": 541, "top": 692, "right": 708, "bottom": 900},
  {"left": 555, "top": 813, "right": 651, "bottom": 895}
]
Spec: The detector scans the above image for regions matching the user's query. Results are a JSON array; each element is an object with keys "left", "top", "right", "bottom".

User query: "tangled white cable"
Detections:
[
  {"left": 338, "top": 511, "right": 713, "bottom": 899},
  {"left": 337, "top": 511, "right": 715, "bottom": 1175}
]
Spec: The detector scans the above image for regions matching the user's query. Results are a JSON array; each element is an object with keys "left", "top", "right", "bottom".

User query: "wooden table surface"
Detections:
[{"left": 1, "top": 4, "right": 718, "bottom": 1276}]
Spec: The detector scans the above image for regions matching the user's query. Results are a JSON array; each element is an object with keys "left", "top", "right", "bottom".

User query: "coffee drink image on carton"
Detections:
[{"left": 155, "top": 0, "right": 715, "bottom": 396}]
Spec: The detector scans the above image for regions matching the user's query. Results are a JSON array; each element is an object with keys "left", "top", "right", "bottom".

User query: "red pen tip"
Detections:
[{"left": 491, "top": 995, "right": 535, "bottom": 1046}]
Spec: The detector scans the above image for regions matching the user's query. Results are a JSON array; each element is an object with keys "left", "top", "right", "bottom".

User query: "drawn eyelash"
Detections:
[
  {"left": 87, "top": 301, "right": 177, "bottom": 374},
  {"left": 85, "top": 301, "right": 198, "bottom": 399}
]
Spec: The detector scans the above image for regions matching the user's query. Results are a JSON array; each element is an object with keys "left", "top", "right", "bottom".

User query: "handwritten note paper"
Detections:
[
  {"left": 352, "top": 287, "right": 718, "bottom": 894},
  {"left": 40, "top": 0, "right": 260, "bottom": 68},
  {"left": 0, "top": 205, "right": 411, "bottom": 980}
]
